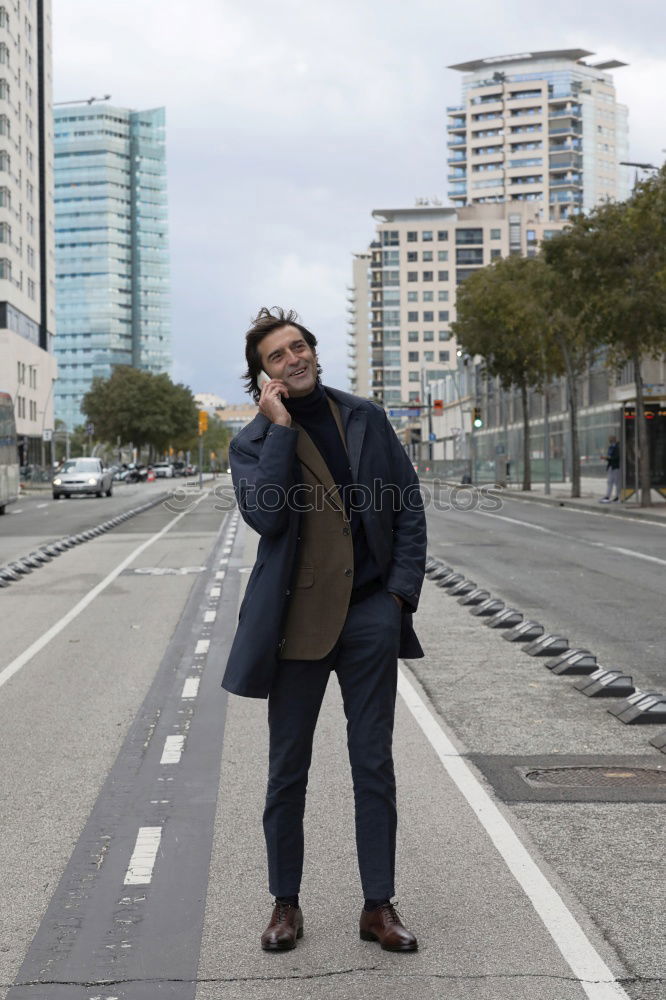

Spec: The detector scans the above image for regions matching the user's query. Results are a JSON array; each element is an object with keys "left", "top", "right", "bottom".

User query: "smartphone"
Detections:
[{"left": 258, "top": 369, "right": 271, "bottom": 388}]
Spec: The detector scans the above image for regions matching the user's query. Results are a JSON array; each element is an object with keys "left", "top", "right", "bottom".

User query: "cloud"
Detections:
[{"left": 52, "top": 0, "right": 666, "bottom": 404}]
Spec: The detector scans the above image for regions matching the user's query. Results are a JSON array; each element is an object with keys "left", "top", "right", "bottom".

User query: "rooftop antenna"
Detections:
[{"left": 53, "top": 95, "right": 112, "bottom": 106}]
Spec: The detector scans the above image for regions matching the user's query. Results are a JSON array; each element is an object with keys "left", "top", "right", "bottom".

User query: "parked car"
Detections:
[
  {"left": 52, "top": 458, "right": 113, "bottom": 499},
  {"left": 171, "top": 461, "right": 187, "bottom": 477},
  {"left": 152, "top": 461, "right": 174, "bottom": 478}
]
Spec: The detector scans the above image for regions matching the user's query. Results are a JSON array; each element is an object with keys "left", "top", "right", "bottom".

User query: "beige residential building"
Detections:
[
  {"left": 447, "top": 49, "right": 631, "bottom": 221},
  {"left": 364, "top": 201, "right": 564, "bottom": 415},
  {"left": 0, "top": 0, "right": 56, "bottom": 463},
  {"left": 346, "top": 251, "right": 370, "bottom": 396}
]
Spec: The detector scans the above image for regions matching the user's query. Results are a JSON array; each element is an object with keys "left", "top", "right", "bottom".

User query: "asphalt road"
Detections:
[
  {"left": 425, "top": 486, "right": 666, "bottom": 693},
  {"left": 0, "top": 480, "right": 663, "bottom": 999}
]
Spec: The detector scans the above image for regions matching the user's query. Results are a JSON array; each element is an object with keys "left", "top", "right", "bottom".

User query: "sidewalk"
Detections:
[
  {"left": 193, "top": 527, "right": 650, "bottom": 999},
  {"left": 502, "top": 476, "right": 666, "bottom": 523}
]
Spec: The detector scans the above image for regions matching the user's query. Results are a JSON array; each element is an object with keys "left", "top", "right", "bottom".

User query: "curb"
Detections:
[
  {"left": 0, "top": 491, "right": 171, "bottom": 591},
  {"left": 419, "top": 477, "right": 666, "bottom": 526}
]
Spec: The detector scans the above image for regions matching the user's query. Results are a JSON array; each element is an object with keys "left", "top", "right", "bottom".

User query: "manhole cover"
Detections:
[{"left": 523, "top": 766, "right": 666, "bottom": 788}]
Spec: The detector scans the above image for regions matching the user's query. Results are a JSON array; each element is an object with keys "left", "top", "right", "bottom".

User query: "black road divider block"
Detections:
[
  {"left": 573, "top": 668, "right": 634, "bottom": 698},
  {"left": 546, "top": 649, "right": 598, "bottom": 675},
  {"left": 458, "top": 588, "right": 490, "bottom": 606},
  {"left": 503, "top": 620, "right": 545, "bottom": 642},
  {"left": 429, "top": 566, "right": 455, "bottom": 582},
  {"left": 449, "top": 579, "right": 477, "bottom": 596},
  {"left": 470, "top": 598, "right": 505, "bottom": 618},
  {"left": 486, "top": 608, "right": 523, "bottom": 629},
  {"left": 524, "top": 634, "right": 570, "bottom": 657},
  {"left": 438, "top": 572, "right": 466, "bottom": 589},
  {"left": 608, "top": 690, "right": 666, "bottom": 725}
]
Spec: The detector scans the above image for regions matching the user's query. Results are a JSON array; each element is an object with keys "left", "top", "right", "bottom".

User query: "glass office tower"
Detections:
[{"left": 53, "top": 104, "right": 171, "bottom": 430}]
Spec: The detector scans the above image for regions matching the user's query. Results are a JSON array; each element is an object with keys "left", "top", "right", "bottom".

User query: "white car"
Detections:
[
  {"left": 52, "top": 458, "right": 113, "bottom": 499},
  {"left": 152, "top": 462, "right": 174, "bottom": 478}
]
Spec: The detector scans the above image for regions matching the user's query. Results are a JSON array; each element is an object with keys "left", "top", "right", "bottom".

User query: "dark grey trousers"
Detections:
[{"left": 263, "top": 587, "right": 402, "bottom": 899}]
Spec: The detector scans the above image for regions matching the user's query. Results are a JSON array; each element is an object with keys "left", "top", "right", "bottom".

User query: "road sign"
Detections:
[
  {"left": 198, "top": 410, "right": 208, "bottom": 434},
  {"left": 42, "top": 429, "right": 53, "bottom": 442},
  {"left": 429, "top": 432, "right": 436, "bottom": 441}
]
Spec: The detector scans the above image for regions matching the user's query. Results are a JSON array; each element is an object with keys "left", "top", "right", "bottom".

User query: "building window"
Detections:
[
  {"left": 422, "top": 271, "right": 433, "bottom": 281},
  {"left": 490, "top": 228, "right": 501, "bottom": 239},
  {"left": 437, "top": 270, "right": 449, "bottom": 281},
  {"left": 407, "top": 231, "right": 417, "bottom": 242},
  {"left": 422, "top": 231, "right": 433, "bottom": 241},
  {"left": 437, "top": 231, "right": 449, "bottom": 241},
  {"left": 526, "top": 229, "right": 537, "bottom": 243},
  {"left": 27, "top": 245, "right": 35, "bottom": 268},
  {"left": 407, "top": 291, "right": 418, "bottom": 302},
  {"left": 0, "top": 113, "right": 9, "bottom": 136},
  {"left": 0, "top": 150, "right": 10, "bottom": 172},
  {"left": 423, "top": 310, "right": 434, "bottom": 321},
  {"left": 491, "top": 248, "right": 502, "bottom": 260},
  {"left": 439, "top": 351, "right": 450, "bottom": 362},
  {"left": 408, "top": 331, "right": 418, "bottom": 342},
  {"left": 0, "top": 221, "right": 10, "bottom": 243},
  {"left": 0, "top": 185, "right": 9, "bottom": 207},
  {"left": 438, "top": 310, "right": 449, "bottom": 321},
  {"left": 438, "top": 290, "right": 449, "bottom": 302},
  {"left": 0, "top": 257, "right": 11, "bottom": 278},
  {"left": 383, "top": 250, "right": 399, "bottom": 265},
  {"left": 408, "top": 372, "right": 420, "bottom": 382},
  {"left": 438, "top": 250, "right": 449, "bottom": 262},
  {"left": 381, "top": 230, "right": 399, "bottom": 246},
  {"left": 456, "top": 228, "right": 483, "bottom": 245},
  {"left": 423, "top": 330, "right": 434, "bottom": 341},
  {"left": 407, "top": 271, "right": 418, "bottom": 282},
  {"left": 457, "top": 248, "right": 483, "bottom": 265},
  {"left": 0, "top": 42, "right": 9, "bottom": 66},
  {"left": 408, "top": 351, "right": 419, "bottom": 362},
  {"left": 407, "top": 311, "right": 418, "bottom": 322},
  {"left": 422, "top": 291, "right": 433, "bottom": 302},
  {"left": 0, "top": 9, "right": 9, "bottom": 30},
  {"left": 438, "top": 330, "right": 450, "bottom": 341},
  {"left": 407, "top": 251, "right": 417, "bottom": 262},
  {"left": 422, "top": 250, "right": 433, "bottom": 261},
  {"left": 27, "top": 278, "right": 36, "bottom": 299},
  {"left": 0, "top": 78, "right": 9, "bottom": 100},
  {"left": 424, "top": 351, "right": 434, "bottom": 362}
]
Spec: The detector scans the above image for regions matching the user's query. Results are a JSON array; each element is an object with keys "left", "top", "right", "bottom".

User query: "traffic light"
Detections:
[
  {"left": 198, "top": 409, "right": 208, "bottom": 435},
  {"left": 472, "top": 406, "right": 483, "bottom": 429}
]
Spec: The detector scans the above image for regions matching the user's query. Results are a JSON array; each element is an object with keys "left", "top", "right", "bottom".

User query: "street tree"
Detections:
[{"left": 452, "top": 255, "right": 554, "bottom": 490}]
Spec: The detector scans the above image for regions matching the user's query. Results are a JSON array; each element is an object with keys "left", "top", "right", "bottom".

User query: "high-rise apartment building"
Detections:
[
  {"left": 446, "top": 49, "right": 631, "bottom": 220},
  {"left": 53, "top": 103, "right": 171, "bottom": 430},
  {"left": 0, "top": 0, "right": 56, "bottom": 463},
  {"left": 365, "top": 201, "right": 563, "bottom": 409},
  {"left": 346, "top": 251, "right": 370, "bottom": 396}
]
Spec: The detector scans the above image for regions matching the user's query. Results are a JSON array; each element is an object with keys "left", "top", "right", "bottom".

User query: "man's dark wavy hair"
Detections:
[{"left": 242, "top": 307, "right": 322, "bottom": 403}]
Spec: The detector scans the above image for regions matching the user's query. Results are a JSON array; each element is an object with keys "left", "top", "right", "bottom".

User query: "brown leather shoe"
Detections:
[
  {"left": 359, "top": 902, "right": 418, "bottom": 952},
  {"left": 261, "top": 901, "right": 304, "bottom": 951}
]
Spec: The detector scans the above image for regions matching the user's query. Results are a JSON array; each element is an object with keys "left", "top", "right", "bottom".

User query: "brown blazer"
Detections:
[{"left": 279, "top": 398, "right": 354, "bottom": 660}]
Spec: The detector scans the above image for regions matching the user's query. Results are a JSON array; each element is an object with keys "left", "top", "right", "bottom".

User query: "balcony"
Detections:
[
  {"left": 447, "top": 104, "right": 464, "bottom": 113},
  {"left": 549, "top": 106, "right": 581, "bottom": 119},
  {"left": 550, "top": 174, "right": 582, "bottom": 188},
  {"left": 448, "top": 172, "right": 467, "bottom": 184},
  {"left": 549, "top": 154, "right": 582, "bottom": 171},
  {"left": 447, "top": 137, "right": 467, "bottom": 148},
  {"left": 447, "top": 154, "right": 467, "bottom": 164},
  {"left": 448, "top": 118, "right": 466, "bottom": 131},
  {"left": 370, "top": 279, "right": 382, "bottom": 288}
]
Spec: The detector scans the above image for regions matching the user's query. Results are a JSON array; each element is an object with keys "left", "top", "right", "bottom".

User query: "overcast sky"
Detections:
[{"left": 53, "top": 0, "right": 665, "bottom": 404}]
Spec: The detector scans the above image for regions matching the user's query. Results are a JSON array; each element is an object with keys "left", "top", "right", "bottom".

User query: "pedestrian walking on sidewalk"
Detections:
[
  {"left": 600, "top": 435, "right": 620, "bottom": 503},
  {"left": 223, "top": 307, "right": 427, "bottom": 953}
]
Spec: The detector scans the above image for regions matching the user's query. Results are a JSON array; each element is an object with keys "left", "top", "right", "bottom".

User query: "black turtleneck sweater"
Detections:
[{"left": 284, "top": 383, "right": 380, "bottom": 590}]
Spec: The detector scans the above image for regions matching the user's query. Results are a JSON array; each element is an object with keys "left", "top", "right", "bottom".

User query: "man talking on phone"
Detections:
[{"left": 223, "top": 307, "right": 426, "bottom": 953}]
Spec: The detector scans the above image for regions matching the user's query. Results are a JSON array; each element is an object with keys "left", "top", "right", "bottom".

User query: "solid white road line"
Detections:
[
  {"left": 474, "top": 509, "right": 666, "bottom": 568},
  {"left": 203, "top": 610, "right": 216, "bottom": 623},
  {"left": 124, "top": 826, "right": 162, "bottom": 885},
  {"left": 0, "top": 491, "right": 209, "bottom": 693},
  {"left": 397, "top": 666, "right": 629, "bottom": 1000},
  {"left": 195, "top": 639, "right": 210, "bottom": 655},
  {"left": 181, "top": 677, "right": 200, "bottom": 699}
]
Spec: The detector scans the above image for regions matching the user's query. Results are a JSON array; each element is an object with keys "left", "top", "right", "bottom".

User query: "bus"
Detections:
[{"left": 0, "top": 391, "right": 19, "bottom": 514}]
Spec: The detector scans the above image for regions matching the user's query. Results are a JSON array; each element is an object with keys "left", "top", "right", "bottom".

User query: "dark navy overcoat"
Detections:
[{"left": 222, "top": 386, "right": 427, "bottom": 698}]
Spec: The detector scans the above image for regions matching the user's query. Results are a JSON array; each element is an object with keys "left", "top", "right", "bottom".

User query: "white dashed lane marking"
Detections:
[
  {"left": 215, "top": 571, "right": 225, "bottom": 581},
  {"left": 181, "top": 678, "right": 200, "bottom": 699},
  {"left": 203, "top": 610, "right": 216, "bottom": 623},
  {"left": 124, "top": 826, "right": 163, "bottom": 885},
  {"left": 209, "top": 586, "right": 221, "bottom": 598},
  {"left": 195, "top": 639, "right": 210, "bottom": 655},
  {"left": 160, "top": 735, "right": 186, "bottom": 764}
]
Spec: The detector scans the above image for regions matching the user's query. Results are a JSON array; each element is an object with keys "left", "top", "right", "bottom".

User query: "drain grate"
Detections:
[{"left": 523, "top": 765, "right": 666, "bottom": 788}]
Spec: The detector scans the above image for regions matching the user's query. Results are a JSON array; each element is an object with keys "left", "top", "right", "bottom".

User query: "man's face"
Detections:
[{"left": 259, "top": 325, "right": 318, "bottom": 398}]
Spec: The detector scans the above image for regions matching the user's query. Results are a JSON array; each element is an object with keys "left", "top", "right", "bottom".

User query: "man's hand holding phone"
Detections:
[{"left": 258, "top": 370, "right": 292, "bottom": 427}]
